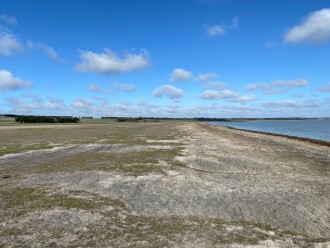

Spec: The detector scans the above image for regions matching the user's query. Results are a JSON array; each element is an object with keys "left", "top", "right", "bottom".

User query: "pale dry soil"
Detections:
[{"left": 0, "top": 121, "right": 329, "bottom": 247}]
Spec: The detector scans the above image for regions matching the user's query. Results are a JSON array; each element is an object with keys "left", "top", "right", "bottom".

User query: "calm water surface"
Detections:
[{"left": 212, "top": 120, "right": 330, "bottom": 142}]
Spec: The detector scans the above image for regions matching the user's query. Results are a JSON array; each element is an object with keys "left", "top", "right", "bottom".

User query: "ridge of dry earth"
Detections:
[{"left": 0, "top": 121, "right": 329, "bottom": 247}]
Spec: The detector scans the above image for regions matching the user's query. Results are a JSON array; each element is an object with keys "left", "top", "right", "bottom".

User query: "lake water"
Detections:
[{"left": 211, "top": 120, "right": 330, "bottom": 142}]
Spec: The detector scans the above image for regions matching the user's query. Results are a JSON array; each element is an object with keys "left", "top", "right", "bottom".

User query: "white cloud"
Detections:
[
  {"left": 27, "top": 41, "right": 62, "bottom": 62},
  {"left": 230, "top": 94, "right": 256, "bottom": 103},
  {"left": 88, "top": 83, "right": 109, "bottom": 93},
  {"left": 246, "top": 83, "right": 268, "bottom": 91},
  {"left": 320, "top": 82, "right": 330, "bottom": 92},
  {"left": 262, "top": 100, "right": 318, "bottom": 108},
  {"left": 0, "top": 69, "right": 32, "bottom": 92},
  {"left": 0, "top": 30, "right": 23, "bottom": 56},
  {"left": 206, "top": 25, "right": 226, "bottom": 37},
  {"left": 110, "top": 82, "right": 137, "bottom": 92},
  {"left": 170, "top": 68, "right": 193, "bottom": 82},
  {"left": 88, "top": 83, "right": 102, "bottom": 92},
  {"left": 5, "top": 96, "right": 67, "bottom": 115},
  {"left": 197, "top": 73, "right": 218, "bottom": 82},
  {"left": 271, "top": 79, "right": 308, "bottom": 88},
  {"left": 75, "top": 48, "right": 150, "bottom": 75},
  {"left": 153, "top": 84, "right": 184, "bottom": 100},
  {"left": 72, "top": 97, "right": 94, "bottom": 110},
  {"left": 195, "top": 104, "right": 219, "bottom": 112},
  {"left": 137, "top": 99, "right": 158, "bottom": 108},
  {"left": 69, "top": 97, "right": 142, "bottom": 117},
  {"left": 0, "top": 13, "right": 17, "bottom": 25},
  {"left": 221, "top": 104, "right": 254, "bottom": 111},
  {"left": 284, "top": 8, "right": 330, "bottom": 44},
  {"left": 206, "top": 16, "right": 239, "bottom": 37},
  {"left": 109, "top": 103, "right": 133, "bottom": 113},
  {"left": 201, "top": 89, "right": 239, "bottom": 100},
  {"left": 204, "top": 81, "right": 227, "bottom": 90},
  {"left": 246, "top": 79, "right": 308, "bottom": 94},
  {"left": 164, "top": 103, "right": 181, "bottom": 114},
  {"left": 201, "top": 90, "right": 221, "bottom": 100},
  {"left": 201, "top": 86, "right": 256, "bottom": 103}
]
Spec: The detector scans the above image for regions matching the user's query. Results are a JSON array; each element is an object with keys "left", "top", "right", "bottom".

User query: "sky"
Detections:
[{"left": 0, "top": 0, "right": 329, "bottom": 118}]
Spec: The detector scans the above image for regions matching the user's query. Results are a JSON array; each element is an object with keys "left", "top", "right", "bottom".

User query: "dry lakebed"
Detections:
[{"left": 0, "top": 120, "right": 329, "bottom": 247}]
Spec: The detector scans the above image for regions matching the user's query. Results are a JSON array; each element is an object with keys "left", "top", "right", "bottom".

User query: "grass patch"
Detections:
[
  {"left": 0, "top": 121, "right": 186, "bottom": 157},
  {"left": 0, "top": 187, "right": 109, "bottom": 215},
  {"left": 0, "top": 144, "right": 55, "bottom": 157},
  {"left": 34, "top": 146, "right": 186, "bottom": 175}
]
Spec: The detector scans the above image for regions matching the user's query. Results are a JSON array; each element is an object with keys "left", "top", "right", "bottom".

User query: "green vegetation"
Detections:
[
  {"left": 15, "top": 115, "right": 80, "bottom": 123},
  {"left": 0, "top": 187, "right": 110, "bottom": 212},
  {"left": 0, "top": 121, "right": 184, "bottom": 156}
]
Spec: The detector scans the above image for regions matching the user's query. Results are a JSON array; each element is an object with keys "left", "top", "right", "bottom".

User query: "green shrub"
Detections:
[{"left": 15, "top": 115, "right": 80, "bottom": 123}]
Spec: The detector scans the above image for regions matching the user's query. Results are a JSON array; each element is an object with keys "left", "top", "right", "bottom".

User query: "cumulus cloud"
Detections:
[
  {"left": 0, "top": 69, "right": 32, "bottom": 92},
  {"left": 246, "top": 79, "right": 308, "bottom": 94},
  {"left": 69, "top": 97, "right": 143, "bottom": 117},
  {"left": 0, "top": 30, "right": 23, "bottom": 56},
  {"left": 204, "top": 81, "right": 227, "bottom": 90},
  {"left": 320, "top": 82, "right": 330, "bottom": 92},
  {"left": 0, "top": 13, "right": 17, "bottom": 25},
  {"left": 170, "top": 68, "right": 193, "bottom": 82},
  {"left": 230, "top": 94, "right": 256, "bottom": 103},
  {"left": 153, "top": 84, "right": 184, "bottom": 100},
  {"left": 75, "top": 48, "right": 150, "bottom": 75},
  {"left": 201, "top": 89, "right": 239, "bottom": 100},
  {"left": 262, "top": 100, "right": 318, "bottom": 109},
  {"left": 110, "top": 82, "right": 137, "bottom": 92},
  {"left": 137, "top": 99, "right": 158, "bottom": 108},
  {"left": 88, "top": 83, "right": 109, "bottom": 93},
  {"left": 206, "top": 17, "right": 239, "bottom": 37},
  {"left": 284, "top": 8, "right": 330, "bottom": 44},
  {"left": 5, "top": 95, "right": 67, "bottom": 115},
  {"left": 197, "top": 73, "right": 218, "bottom": 82},
  {"left": 201, "top": 86, "right": 256, "bottom": 103},
  {"left": 27, "top": 41, "right": 62, "bottom": 62},
  {"left": 71, "top": 97, "right": 109, "bottom": 114},
  {"left": 271, "top": 80, "right": 308, "bottom": 88},
  {"left": 164, "top": 103, "right": 181, "bottom": 114},
  {"left": 72, "top": 98, "right": 91, "bottom": 108},
  {"left": 71, "top": 98, "right": 96, "bottom": 113}
]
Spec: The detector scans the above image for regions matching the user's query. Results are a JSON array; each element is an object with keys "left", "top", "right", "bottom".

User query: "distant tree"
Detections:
[{"left": 15, "top": 115, "right": 80, "bottom": 123}]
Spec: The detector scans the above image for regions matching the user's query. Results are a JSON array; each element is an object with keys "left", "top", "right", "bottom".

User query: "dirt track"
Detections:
[{"left": 0, "top": 122, "right": 329, "bottom": 247}]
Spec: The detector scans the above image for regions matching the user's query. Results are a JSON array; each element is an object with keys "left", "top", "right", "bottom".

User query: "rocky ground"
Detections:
[{"left": 0, "top": 121, "right": 329, "bottom": 247}]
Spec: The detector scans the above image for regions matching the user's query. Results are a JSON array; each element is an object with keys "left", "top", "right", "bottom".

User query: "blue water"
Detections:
[{"left": 212, "top": 120, "right": 330, "bottom": 142}]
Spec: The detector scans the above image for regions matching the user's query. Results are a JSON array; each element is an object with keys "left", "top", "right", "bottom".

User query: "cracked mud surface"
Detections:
[{"left": 0, "top": 121, "right": 329, "bottom": 247}]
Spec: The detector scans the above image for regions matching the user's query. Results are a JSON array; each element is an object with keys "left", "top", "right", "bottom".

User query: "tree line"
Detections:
[{"left": 15, "top": 115, "right": 80, "bottom": 123}]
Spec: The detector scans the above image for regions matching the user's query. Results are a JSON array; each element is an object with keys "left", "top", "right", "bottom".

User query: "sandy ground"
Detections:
[{"left": 0, "top": 122, "right": 329, "bottom": 247}]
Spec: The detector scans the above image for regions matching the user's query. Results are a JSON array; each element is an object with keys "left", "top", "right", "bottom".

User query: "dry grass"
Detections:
[{"left": 1, "top": 120, "right": 329, "bottom": 247}]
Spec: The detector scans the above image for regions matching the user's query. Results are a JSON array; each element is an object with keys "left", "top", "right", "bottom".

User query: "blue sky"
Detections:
[{"left": 0, "top": 0, "right": 329, "bottom": 117}]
